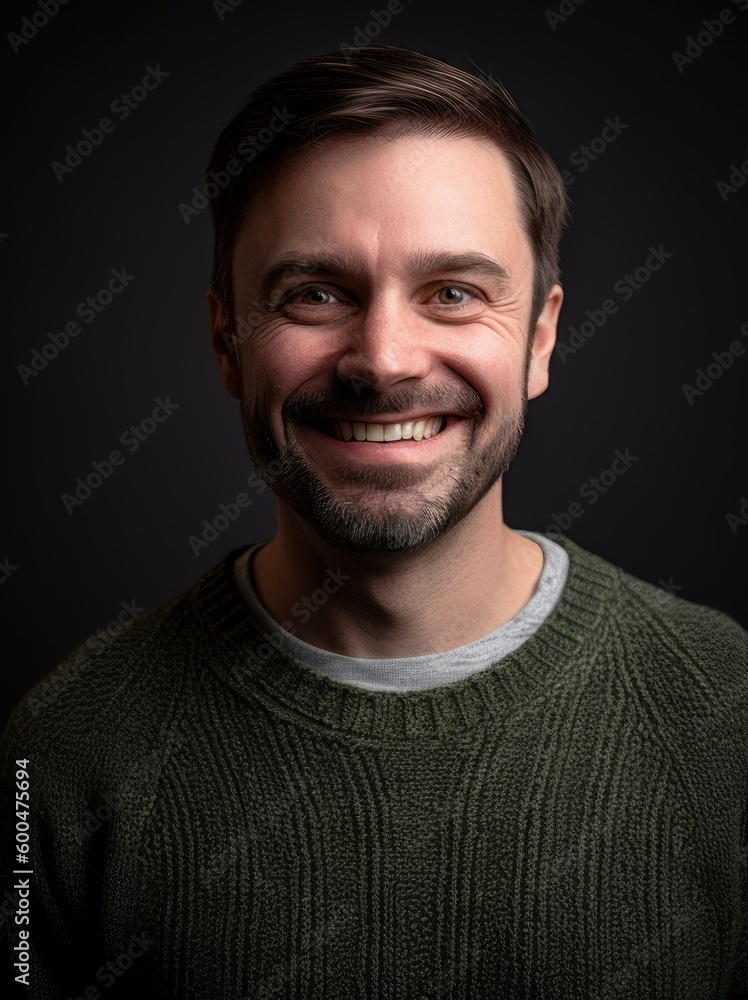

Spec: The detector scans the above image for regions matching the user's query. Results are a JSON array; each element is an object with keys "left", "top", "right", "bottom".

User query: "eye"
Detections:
[
  {"left": 281, "top": 286, "right": 342, "bottom": 307},
  {"left": 432, "top": 285, "right": 478, "bottom": 308}
]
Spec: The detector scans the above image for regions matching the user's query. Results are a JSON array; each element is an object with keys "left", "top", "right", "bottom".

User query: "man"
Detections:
[{"left": 2, "top": 44, "right": 747, "bottom": 999}]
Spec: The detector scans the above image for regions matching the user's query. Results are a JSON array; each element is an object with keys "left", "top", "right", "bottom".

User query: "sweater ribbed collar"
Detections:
[{"left": 190, "top": 531, "right": 616, "bottom": 743}]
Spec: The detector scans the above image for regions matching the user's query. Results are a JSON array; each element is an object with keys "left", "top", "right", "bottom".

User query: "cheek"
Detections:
[
  {"left": 244, "top": 315, "right": 351, "bottom": 392},
  {"left": 237, "top": 322, "right": 323, "bottom": 436},
  {"left": 237, "top": 314, "right": 308, "bottom": 381},
  {"left": 441, "top": 328, "right": 526, "bottom": 410},
  {"left": 453, "top": 364, "right": 521, "bottom": 420}
]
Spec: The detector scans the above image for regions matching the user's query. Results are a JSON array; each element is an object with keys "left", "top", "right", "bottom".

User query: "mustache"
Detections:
[{"left": 283, "top": 383, "right": 485, "bottom": 423}]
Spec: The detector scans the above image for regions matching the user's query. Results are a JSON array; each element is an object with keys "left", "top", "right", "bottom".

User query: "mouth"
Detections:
[{"left": 303, "top": 414, "right": 458, "bottom": 443}]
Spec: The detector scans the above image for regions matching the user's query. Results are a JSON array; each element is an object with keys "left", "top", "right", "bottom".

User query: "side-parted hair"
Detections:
[{"left": 208, "top": 44, "right": 571, "bottom": 334}]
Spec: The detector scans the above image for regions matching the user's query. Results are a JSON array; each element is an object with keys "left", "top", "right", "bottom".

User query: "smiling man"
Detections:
[
  {"left": 209, "top": 122, "right": 563, "bottom": 661},
  {"left": 2, "top": 44, "right": 747, "bottom": 1000}
]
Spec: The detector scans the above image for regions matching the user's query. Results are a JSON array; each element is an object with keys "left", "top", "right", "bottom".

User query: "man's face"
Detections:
[{"left": 210, "top": 131, "right": 562, "bottom": 554}]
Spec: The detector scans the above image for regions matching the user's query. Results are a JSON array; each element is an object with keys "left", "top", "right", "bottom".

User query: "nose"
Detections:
[{"left": 336, "top": 291, "right": 432, "bottom": 393}]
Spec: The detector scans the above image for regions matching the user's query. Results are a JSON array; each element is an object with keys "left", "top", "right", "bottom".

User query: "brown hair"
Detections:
[{"left": 208, "top": 44, "right": 570, "bottom": 334}]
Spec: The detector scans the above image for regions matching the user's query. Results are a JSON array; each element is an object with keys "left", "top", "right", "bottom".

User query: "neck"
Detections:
[{"left": 250, "top": 486, "right": 544, "bottom": 658}]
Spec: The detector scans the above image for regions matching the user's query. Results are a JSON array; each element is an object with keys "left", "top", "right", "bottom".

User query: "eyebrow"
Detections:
[{"left": 257, "top": 249, "right": 512, "bottom": 302}]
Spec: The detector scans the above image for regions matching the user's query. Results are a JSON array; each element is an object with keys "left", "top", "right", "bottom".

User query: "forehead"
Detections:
[{"left": 232, "top": 132, "right": 530, "bottom": 288}]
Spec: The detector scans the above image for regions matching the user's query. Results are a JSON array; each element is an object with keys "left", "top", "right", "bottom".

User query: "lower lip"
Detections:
[{"left": 296, "top": 417, "right": 466, "bottom": 463}]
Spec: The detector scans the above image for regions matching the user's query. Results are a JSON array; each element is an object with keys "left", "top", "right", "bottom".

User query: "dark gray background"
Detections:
[{"left": 3, "top": 0, "right": 747, "bottom": 724}]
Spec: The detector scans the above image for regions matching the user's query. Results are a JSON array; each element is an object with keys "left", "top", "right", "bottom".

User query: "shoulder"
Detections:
[
  {"left": 0, "top": 549, "right": 241, "bottom": 775},
  {"left": 547, "top": 529, "right": 747, "bottom": 654},
  {"left": 604, "top": 545, "right": 745, "bottom": 661},
  {"left": 546, "top": 531, "right": 748, "bottom": 736}
]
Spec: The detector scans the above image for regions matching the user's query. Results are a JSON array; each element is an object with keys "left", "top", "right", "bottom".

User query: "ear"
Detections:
[
  {"left": 527, "top": 283, "right": 564, "bottom": 400},
  {"left": 207, "top": 287, "right": 242, "bottom": 400}
]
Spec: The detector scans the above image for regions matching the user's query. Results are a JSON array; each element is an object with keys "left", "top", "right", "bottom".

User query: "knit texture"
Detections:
[{"left": 2, "top": 530, "right": 747, "bottom": 999}]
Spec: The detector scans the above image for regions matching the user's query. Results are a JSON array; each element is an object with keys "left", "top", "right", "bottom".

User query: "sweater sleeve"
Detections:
[
  {"left": 0, "top": 676, "right": 107, "bottom": 999},
  {"left": 0, "top": 615, "right": 179, "bottom": 1000},
  {"left": 620, "top": 586, "right": 748, "bottom": 995}
]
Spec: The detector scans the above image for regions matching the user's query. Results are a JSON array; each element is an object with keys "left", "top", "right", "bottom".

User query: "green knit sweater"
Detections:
[{"left": 2, "top": 531, "right": 747, "bottom": 999}]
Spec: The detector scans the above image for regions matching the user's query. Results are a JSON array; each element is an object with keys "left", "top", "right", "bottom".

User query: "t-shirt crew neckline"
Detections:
[
  {"left": 231, "top": 530, "right": 569, "bottom": 692},
  {"left": 191, "top": 531, "right": 615, "bottom": 742}
]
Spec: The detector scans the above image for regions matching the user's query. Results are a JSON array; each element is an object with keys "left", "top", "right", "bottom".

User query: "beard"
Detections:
[{"left": 239, "top": 366, "right": 529, "bottom": 555}]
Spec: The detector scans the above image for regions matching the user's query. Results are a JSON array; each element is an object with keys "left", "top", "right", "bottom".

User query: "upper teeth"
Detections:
[{"left": 331, "top": 416, "right": 445, "bottom": 442}]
